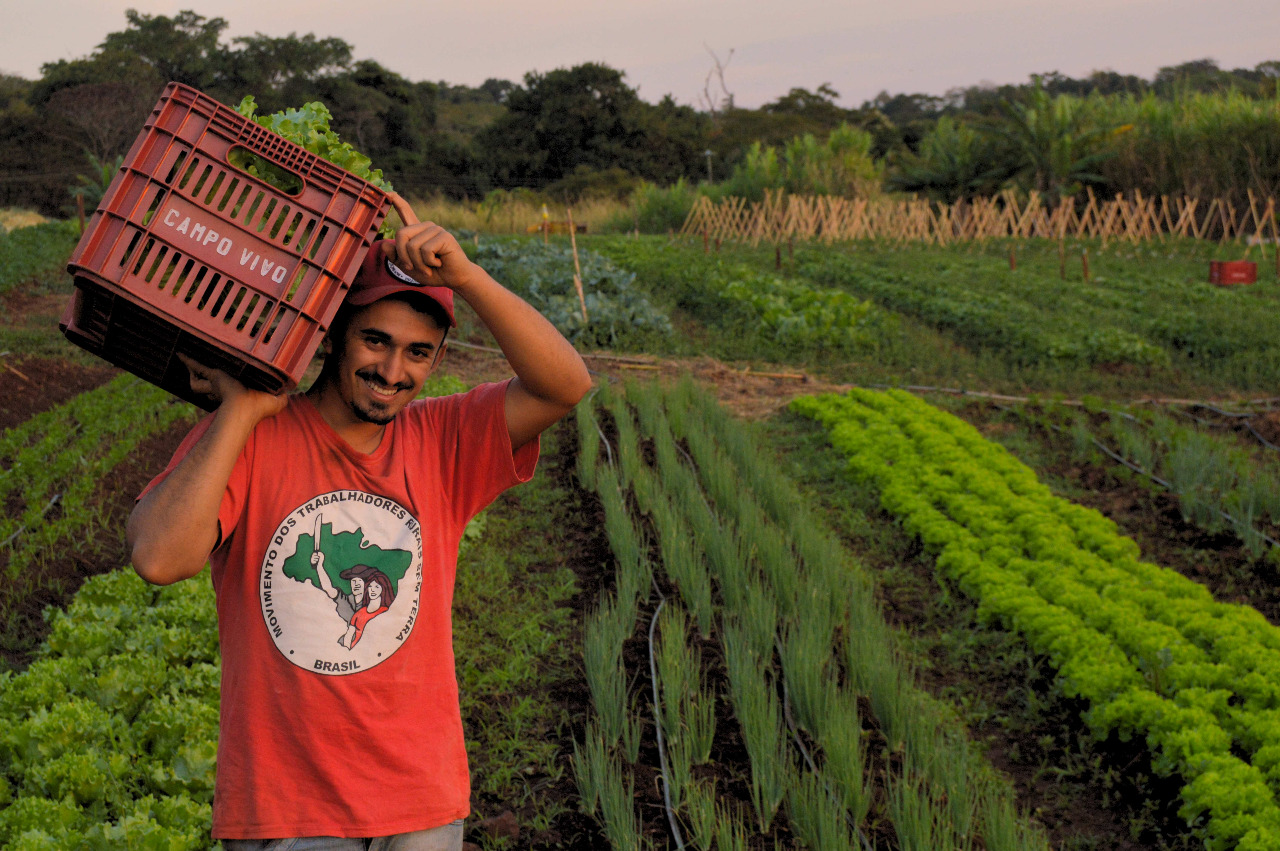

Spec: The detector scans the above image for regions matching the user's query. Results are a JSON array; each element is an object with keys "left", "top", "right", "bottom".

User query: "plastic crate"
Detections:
[
  {"left": 62, "top": 82, "right": 390, "bottom": 410},
  {"left": 1209, "top": 260, "right": 1257, "bottom": 286}
]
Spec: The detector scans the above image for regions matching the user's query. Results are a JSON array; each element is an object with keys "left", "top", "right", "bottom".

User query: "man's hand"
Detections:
[
  {"left": 177, "top": 353, "right": 286, "bottom": 422},
  {"left": 380, "top": 193, "right": 479, "bottom": 293}
]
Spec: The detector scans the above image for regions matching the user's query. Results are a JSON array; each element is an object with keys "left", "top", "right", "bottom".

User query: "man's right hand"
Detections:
[{"left": 177, "top": 353, "right": 287, "bottom": 421}]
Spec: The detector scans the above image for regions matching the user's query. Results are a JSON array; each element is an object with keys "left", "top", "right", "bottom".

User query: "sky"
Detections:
[{"left": 3, "top": 0, "right": 1278, "bottom": 109}]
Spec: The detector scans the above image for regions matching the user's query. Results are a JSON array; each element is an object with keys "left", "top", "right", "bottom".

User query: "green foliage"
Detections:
[
  {"left": 234, "top": 96, "right": 393, "bottom": 212},
  {"left": 474, "top": 62, "right": 708, "bottom": 190},
  {"left": 993, "top": 77, "right": 1120, "bottom": 200},
  {"left": 0, "top": 376, "right": 196, "bottom": 658},
  {"left": 0, "top": 220, "right": 78, "bottom": 295},
  {"left": 69, "top": 153, "right": 124, "bottom": 210},
  {"left": 793, "top": 240, "right": 1280, "bottom": 375},
  {"left": 472, "top": 237, "right": 673, "bottom": 348},
  {"left": 0, "top": 571, "right": 218, "bottom": 848},
  {"left": 604, "top": 179, "right": 700, "bottom": 234},
  {"left": 595, "top": 237, "right": 895, "bottom": 360},
  {"left": 719, "top": 123, "right": 883, "bottom": 201},
  {"left": 577, "top": 379, "right": 1048, "bottom": 849},
  {"left": 793, "top": 387, "right": 1280, "bottom": 849},
  {"left": 889, "top": 116, "right": 1015, "bottom": 202}
]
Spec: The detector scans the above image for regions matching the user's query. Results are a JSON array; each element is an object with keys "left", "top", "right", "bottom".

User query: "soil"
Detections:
[{"left": 0, "top": 354, "right": 118, "bottom": 432}]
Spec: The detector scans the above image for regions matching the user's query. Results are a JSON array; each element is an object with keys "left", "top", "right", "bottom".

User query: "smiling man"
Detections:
[{"left": 126, "top": 194, "right": 592, "bottom": 850}]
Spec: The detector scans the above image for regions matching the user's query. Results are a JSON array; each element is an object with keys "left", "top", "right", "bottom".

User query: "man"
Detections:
[{"left": 127, "top": 194, "right": 593, "bottom": 849}]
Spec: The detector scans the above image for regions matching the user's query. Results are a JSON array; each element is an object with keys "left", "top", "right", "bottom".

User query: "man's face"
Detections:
[
  {"left": 329, "top": 299, "right": 447, "bottom": 426},
  {"left": 349, "top": 576, "right": 366, "bottom": 599}
]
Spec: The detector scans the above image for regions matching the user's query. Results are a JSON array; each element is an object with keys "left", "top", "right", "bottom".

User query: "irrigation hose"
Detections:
[
  {"left": 646, "top": 597, "right": 687, "bottom": 850},
  {"left": 995, "top": 404, "right": 1280, "bottom": 551},
  {"left": 779, "top": 675, "right": 876, "bottom": 851}
]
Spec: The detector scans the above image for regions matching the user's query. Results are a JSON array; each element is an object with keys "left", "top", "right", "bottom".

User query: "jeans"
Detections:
[{"left": 221, "top": 820, "right": 465, "bottom": 851}]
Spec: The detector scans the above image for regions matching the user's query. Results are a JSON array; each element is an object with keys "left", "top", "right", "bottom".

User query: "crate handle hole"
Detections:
[{"left": 226, "top": 145, "right": 304, "bottom": 198}]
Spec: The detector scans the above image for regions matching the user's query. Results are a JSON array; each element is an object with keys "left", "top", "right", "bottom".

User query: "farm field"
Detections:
[{"left": 2, "top": 216, "right": 1280, "bottom": 849}]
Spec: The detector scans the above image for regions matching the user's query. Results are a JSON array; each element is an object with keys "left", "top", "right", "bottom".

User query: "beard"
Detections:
[{"left": 350, "top": 368, "right": 413, "bottom": 424}]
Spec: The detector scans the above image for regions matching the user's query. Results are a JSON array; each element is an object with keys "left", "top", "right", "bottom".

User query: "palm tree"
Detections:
[
  {"left": 994, "top": 77, "right": 1117, "bottom": 203},
  {"left": 887, "top": 117, "right": 1014, "bottom": 203}
]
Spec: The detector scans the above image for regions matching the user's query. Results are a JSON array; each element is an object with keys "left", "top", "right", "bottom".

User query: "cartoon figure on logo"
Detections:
[
  {"left": 311, "top": 549, "right": 365, "bottom": 629},
  {"left": 337, "top": 566, "right": 395, "bottom": 650}
]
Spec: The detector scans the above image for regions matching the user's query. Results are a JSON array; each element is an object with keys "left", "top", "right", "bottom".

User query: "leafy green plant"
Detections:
[
  {"left": 794, "top": 387, "right": 1280, "bottom": 849},
  {"left": 473, "top": 238, "right": 673, "bottom": 348},
  {"left": 233, "top": 96, "right": 395, "bottom": 237}
]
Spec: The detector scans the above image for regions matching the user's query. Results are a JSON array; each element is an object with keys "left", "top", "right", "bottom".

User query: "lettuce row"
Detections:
[
  {"left": 792, "top": 388, "right": 1280, "bottom": 850},
  {"left": 0, "top": 571, "right": 219, "bottom": 849}
]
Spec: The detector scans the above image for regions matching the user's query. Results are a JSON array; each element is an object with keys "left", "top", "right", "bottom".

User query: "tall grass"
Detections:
[
  {"left": 406, "top": 194, "right": 630, "bottom": 235},
  {"left": 1078, "top": 88, "right": 1280, "bottom": 207}
]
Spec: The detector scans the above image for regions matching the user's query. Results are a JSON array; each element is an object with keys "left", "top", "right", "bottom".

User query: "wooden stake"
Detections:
[
  {"left": 566, "top": 207, "right": 588, "bottom": 322},
  {"left": 775, "top": 244, "right": 782, "bottom": 271},
  {"left": 1008, "top": 246, "right": 1016, "bottom": 271},
  {"left": 1082, "top": 249, "right": 1091, "bottom": 282}
]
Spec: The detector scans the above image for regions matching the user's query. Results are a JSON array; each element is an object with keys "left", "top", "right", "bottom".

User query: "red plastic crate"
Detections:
[
  {"left": 62, "top": 82, "right": 390, "bottom": 410},
  {"left": 1209, "top": 260, "right": 1257, "bottom": 286}
]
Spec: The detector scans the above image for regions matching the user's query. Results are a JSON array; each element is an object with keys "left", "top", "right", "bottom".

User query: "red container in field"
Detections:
[
  {"left": 1209, "top": 260, "right": 1257, "bottom": 286},
  {"left": 61, "top": 82, "right": 390, "bottom": 410}
]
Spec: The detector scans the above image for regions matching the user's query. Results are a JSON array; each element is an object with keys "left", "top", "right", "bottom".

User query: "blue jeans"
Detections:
[{"left": 221, "top": 820, "right": 465, "bottom": 851}]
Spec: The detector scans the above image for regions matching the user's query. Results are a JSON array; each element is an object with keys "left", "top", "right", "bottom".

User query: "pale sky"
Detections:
[{"left": 3, "top": 0, "right": 1277, "bottom": 108}]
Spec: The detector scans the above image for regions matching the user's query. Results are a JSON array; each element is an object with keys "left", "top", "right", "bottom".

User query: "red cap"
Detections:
[{"left": 345, "top": 240, "right": 456, "bottom": 327}]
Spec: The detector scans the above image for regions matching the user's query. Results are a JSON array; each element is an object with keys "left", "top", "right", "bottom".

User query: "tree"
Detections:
[
  {"left": 477, "top": 78, "right": 515, "bottom": 104},
  {"left": 45, "top": 82, "right": 155, "bottom": 163},
  {"left": 888, "top": 117, "right": 1014, "bottom": 202},
  {"left": 475, "top": 62, "right": 705, "bottom": 189},
  {"left": 97, "top": 9, "right": 231, "bottom": 92},
  {"left": 993, "top": 78, "right": 1115, "bottom": 202},
  {"left": 222, "top": 32, "right": 352, "bottom": 104}
]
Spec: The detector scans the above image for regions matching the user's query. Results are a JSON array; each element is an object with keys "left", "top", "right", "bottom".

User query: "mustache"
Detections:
[{"left": 354, "top": 368, "right": 413, "bottom": 393}]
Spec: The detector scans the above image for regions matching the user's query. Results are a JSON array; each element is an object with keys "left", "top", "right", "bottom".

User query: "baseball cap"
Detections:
[{"left": 345, "top": 240, "right": 456, "bottom": 327}]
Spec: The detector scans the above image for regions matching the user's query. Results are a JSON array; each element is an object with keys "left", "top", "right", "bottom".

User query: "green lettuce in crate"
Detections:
[{"left": 233, "top": 96, "right": 396, "bottom": 237}]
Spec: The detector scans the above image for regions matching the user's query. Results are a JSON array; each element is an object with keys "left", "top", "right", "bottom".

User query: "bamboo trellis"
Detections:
[{"left": 680, "top": 189, "right": 1280, "bottom": 249}]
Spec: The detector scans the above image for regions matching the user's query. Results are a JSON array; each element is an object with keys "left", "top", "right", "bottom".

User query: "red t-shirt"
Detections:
[{"left": 140, "top": 381, "right": 538, "bottom": 839}]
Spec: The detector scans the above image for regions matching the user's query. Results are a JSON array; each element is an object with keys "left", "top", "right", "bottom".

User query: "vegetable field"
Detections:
[{"left": 3, "top": 214, "right": 1280, "bottom": 850}]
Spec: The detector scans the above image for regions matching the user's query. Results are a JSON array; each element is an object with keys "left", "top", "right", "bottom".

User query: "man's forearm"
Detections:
[
  {"left": 127, "top": 401, "right": 261, "bottom": 584},
  {"left": 454, "top": 263, "right": 592, "bottom": 406}
]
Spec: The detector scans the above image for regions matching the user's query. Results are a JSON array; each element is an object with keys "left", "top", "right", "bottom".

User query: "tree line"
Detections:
[{"left": 1, "top": 8, "right": 1277, "bottom": 218}]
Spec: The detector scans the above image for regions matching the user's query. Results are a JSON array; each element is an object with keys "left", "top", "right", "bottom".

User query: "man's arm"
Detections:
[
  {"left": 127, "top": 356, "right": 286, "bottom": 585},
  {"left": 385, "top": 195, "right": 593, "bottom": 449}
]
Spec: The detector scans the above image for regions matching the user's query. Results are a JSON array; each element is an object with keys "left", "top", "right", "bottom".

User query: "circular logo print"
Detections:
[{"left": 259, "top": 490, "right": 423, "bottom": 676}]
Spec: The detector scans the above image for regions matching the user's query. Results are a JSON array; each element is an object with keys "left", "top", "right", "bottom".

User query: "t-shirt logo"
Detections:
[{"left": 259, "top": 491, "right": 424, "bottom": 676}]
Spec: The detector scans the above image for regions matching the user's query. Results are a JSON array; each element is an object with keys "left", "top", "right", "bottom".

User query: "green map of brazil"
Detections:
[{"left": 281, "top": 523, "right": 411, "bottom": 598}]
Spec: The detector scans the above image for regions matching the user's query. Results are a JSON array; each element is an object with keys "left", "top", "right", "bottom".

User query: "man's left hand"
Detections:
[{"left": 381, "top": 193, "right": 477, "bottom": 292}]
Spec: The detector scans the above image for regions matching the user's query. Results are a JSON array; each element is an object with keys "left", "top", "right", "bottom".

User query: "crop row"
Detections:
[
  {"left": 0, "top": 570, "right": 219, "bottom": 849},
  {"left": 593, "top": 238, "right": 896, "bottom": 357},
  {"left": 1008, "top": 399, "right": 1280, "bottom": 560},
  {"left": 794, "top": 242, "right": 1280, "bottom": 385},
  {"left": 794, "top": 387, "right": 1280, "bottom": 850},
  {"left": 0, "top": 220, "right": 79, "bottom": 295},
  {"left": 572, "top": 378, "right": 1048, "bottom": 849},
  {"left": 0, "top": 375, "right": 195, "bottom": 658}
]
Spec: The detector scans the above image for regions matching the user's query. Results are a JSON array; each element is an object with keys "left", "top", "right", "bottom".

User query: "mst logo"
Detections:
[{"left": 258, "top": 490, "right": 424, "bottom": 676}]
